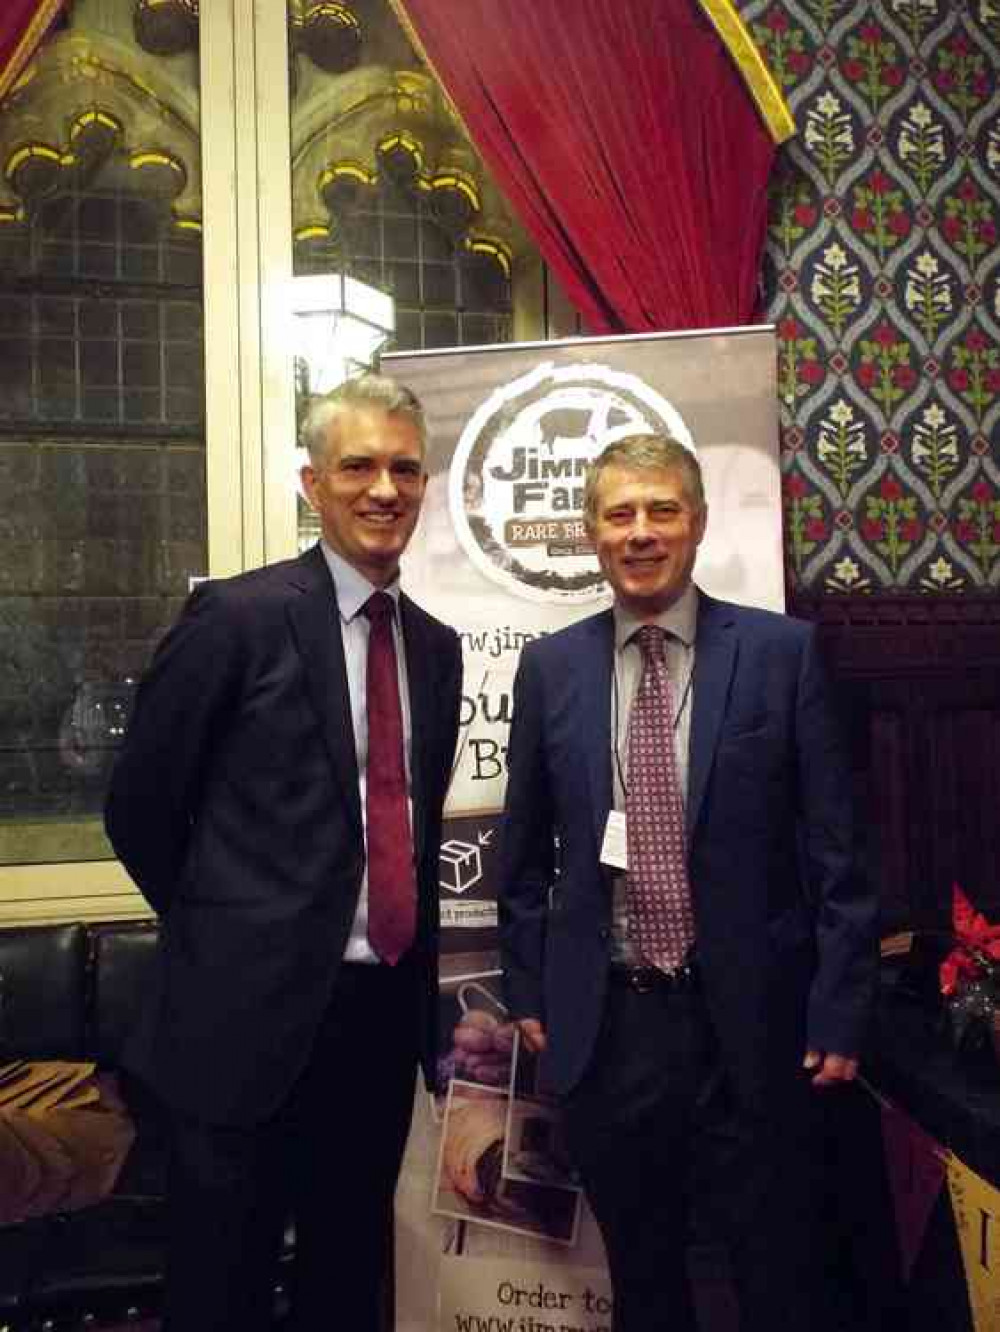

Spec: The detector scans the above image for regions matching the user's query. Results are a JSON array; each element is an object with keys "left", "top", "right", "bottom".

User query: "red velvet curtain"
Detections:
[
  {"left": 0, "top": 0, "right": 65, "bottom": 103},
  {"left": 396, "top": 0, "right": 777, "bottom": 334}
]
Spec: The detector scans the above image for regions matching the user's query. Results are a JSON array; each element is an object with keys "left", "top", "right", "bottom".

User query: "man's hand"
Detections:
[
  {"left": 517, "top": 1018, "right": 548, "bottom": 1053},
  {"left": 803, "top": 1049, "right": 858, "bottom": 1087}
]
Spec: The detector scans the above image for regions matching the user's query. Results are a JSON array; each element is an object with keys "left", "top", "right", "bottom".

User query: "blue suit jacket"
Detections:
[{"left": 499, "top": 592, "right": 877, "bottom": 1110}]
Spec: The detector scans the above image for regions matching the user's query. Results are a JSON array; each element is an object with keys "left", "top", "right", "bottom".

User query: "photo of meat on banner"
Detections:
[{"left": 431, "top": 981, "right": 583, "bottom": 1246}]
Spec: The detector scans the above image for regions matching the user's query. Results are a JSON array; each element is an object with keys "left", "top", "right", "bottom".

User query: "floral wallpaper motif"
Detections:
[{"left": 741, "top": 0, "right": 1000, "bottom": 594}]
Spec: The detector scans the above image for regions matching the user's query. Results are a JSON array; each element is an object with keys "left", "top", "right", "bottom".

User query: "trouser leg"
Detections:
[
  {"left": 163, "top": 1114, "right": 287, "bottom": 1332},
  {"left": 561, "top": 984, "right": 718, "bottom": 1332},
  {"left": 284, "top": 959, "right": 420, "bottom": 1332}
]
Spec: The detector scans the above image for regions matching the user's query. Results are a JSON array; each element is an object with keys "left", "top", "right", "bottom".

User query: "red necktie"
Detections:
[
  {"left": 363, "top": 592, "right": 416, "bottom": 964},
  {"left": 625, "top": 625, "right": 695, "bottom": 972}
]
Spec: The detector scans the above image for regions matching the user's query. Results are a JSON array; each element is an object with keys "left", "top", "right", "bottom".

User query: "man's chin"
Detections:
[{"left": 618, "top": 583, "right": 678, "bottom": 616}]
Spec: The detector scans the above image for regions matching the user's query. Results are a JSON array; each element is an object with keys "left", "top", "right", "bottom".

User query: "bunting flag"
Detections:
[
  {"left": 879, "top": 1101, "right": 947, "bottom": 1281},
  {"left": 0, "top": 1, "right": 65, "bottom": 105},
  {"left": 947, "top": 1152, "right": 1000, "bottom": 1332}
]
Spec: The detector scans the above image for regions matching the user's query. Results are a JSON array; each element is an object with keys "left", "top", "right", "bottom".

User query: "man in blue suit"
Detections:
[{"left": 500, "top": 434, "right": 876, "bottom": 1332}]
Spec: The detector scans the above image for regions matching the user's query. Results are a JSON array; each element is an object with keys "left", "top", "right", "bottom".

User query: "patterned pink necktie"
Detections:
[
  {"left": 625, "top": 625, "right": 695, "bottom": 972},
  {"left": 363, "top": 592, "right": 416, "bottom": 965}
]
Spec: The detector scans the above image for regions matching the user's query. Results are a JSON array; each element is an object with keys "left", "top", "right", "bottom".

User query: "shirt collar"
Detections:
[
  {"left": 319, "top": 541, "right": 402, "bottom": 624},
  {"left": 613, "top": 582, "right": 699, "bottom": 653}
]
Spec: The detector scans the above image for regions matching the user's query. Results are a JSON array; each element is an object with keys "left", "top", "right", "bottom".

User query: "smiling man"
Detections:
[
  {"left": 500, "top": 434, "right": 876, "bottom": 1332},
  {"left": 105, "top": 374, "right": 462, "bottom": 1332}
]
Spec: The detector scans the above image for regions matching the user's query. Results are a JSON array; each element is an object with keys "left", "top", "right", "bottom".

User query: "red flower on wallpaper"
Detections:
[
  {"left": 873, "top": 321, "right": 898, "bottom": 347},
  {"left": 880, "top": 474, "right": 903, "bottom": 501},
  {"left": 778, "top": 317, "right": 800, "bottom": 341},
  {"left": 892, "top": 365, "right": 917, "bottom": 389},
  {"left": 804, "top": 516, "right": 828, "bottom": 541}
]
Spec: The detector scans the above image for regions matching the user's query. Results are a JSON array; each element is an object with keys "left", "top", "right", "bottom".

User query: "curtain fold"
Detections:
[
  {"left": 0, "top": 0, "right": 65, "bottom": 104},
  {"left": 394, "top": 0, "right": 780, "bottom": 334}
]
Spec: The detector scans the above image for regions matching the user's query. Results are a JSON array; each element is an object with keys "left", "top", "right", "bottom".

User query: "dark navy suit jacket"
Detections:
[
  {"left": 499, "top": 592, "right": 876, "bottom": 1110},
  {"left": 106, "top": 543, "right": 462, "bottom": 1127}
]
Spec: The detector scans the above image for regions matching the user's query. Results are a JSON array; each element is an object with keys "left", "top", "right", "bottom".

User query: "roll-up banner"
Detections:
[{"left": 384, "top": 326, "right": 782, "bottom": 1332}]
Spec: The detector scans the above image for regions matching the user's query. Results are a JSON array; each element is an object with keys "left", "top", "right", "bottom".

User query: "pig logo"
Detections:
[{"left": 448, "top": 360, "right": 693, "bottom": 603}]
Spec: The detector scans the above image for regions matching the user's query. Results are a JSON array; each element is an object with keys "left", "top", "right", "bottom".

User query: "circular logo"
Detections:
[{"left": 448, "top": 360, "right": 695, "bottom": 603}]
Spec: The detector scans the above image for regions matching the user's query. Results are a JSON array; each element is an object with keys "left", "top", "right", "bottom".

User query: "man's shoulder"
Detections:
[
  {"left": 192, "top": 553, "right": 318, "bottom": 613},
  {"left": 701, "top": 594, "right": 813, "bottom": 646},
  {"left": 521, "top": 608, "right": 613, "bottom": 665},
  {"left": 400, "top": 592, "right": 460, "bottom": 648}
]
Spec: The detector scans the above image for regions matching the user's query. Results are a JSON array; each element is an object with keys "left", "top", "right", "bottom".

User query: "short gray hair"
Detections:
[
  {"left": 300, "top": 373, "right": 427, "bottom": 467},
  {"left": 583, "top": 433, "right": 705, "bottom": 524}
]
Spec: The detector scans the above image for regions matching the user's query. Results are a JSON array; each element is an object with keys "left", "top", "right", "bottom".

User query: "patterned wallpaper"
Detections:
[{"left": 741, "top": 0, "right": 999, "bottom": 595}]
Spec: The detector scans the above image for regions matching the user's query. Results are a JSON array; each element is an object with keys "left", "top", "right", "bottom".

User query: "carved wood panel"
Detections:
[{"left": 790, "top": 596, "right": 1000, "bottom": 931}]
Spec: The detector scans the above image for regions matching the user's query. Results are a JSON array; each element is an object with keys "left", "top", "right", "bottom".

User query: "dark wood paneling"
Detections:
[{"left": 790, "top": 596, "right": 1000, "bottom": 930}]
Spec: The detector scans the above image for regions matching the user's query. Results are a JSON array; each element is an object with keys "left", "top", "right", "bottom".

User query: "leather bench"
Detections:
[{"left": 0, "top": 921, "right": 168, "bottom": 1326}]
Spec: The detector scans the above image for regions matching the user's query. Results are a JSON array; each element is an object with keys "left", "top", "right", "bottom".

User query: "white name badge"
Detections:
[{"left": 600, "top": 810, "right": 628, "bottom": 870}]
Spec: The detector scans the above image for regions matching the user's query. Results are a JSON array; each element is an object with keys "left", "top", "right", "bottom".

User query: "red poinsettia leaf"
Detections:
[
  {"left": 941, "top": 954, "right": 961, "bottom": 995},
  {"left": 952, "top": 883, "right": 1000, "bottom": 948}
]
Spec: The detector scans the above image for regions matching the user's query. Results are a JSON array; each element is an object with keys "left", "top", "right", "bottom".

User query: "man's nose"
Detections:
[
  {"left": 629, "top": 512, "right": 653, "bottom": 541},
  {"left": 369, "top": 468, "right": 399, "bottom": 500}
]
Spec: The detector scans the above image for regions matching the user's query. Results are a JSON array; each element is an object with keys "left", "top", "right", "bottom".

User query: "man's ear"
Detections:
[{"left": 300, "top": 464, "right": 318, "bottom": 509}]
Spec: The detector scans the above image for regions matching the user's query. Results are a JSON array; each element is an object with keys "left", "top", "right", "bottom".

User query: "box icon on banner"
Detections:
[{"left": 439, "top": 839, "right": 483, "bottom": 895}]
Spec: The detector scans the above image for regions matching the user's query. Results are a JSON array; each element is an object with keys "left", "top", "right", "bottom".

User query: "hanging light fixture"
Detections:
[{"left": 288, "top": 271, "right": 395, "bottom": 396}]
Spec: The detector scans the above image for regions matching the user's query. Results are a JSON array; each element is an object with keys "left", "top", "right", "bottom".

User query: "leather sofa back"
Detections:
[
  {"left": 0, "top": 921, "right": 158, "bottom": 1064},
  {"left": 0, "top": 924, "right": 88, "bottom": 1059}
]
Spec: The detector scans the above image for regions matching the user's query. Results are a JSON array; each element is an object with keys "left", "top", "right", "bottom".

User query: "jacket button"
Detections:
[{"left": 598, "top": 927, "right": 610, "bottom": 941}]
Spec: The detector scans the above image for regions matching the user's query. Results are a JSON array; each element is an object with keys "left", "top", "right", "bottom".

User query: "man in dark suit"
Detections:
[
  {"left": 105, "top": 374, "right": 462, "bottom": 1332},
  {"left": 500, "top": 434, "right": 876, "bottom": 1332}
]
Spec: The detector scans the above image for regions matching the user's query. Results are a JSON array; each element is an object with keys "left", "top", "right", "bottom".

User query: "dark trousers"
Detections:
[
  {"left": 162, "top": 959, "right": 421, "bottom": 1332},
  {"left": 562, "top": 975, "right": 824, "bottom": 1332}
]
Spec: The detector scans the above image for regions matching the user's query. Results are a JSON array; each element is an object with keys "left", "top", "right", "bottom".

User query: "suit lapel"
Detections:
[
  {"left": 400, "top": 595, "right": 433, "bottom": 863},
  {"left": 576, "top": 611, "right": 615, "bottom": 849},
  {"left": 687, "top": 594, "right": 738, "bottom": 842},
  {"left": 286, "top": 546, "right": 363, "bottom": 838}
]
